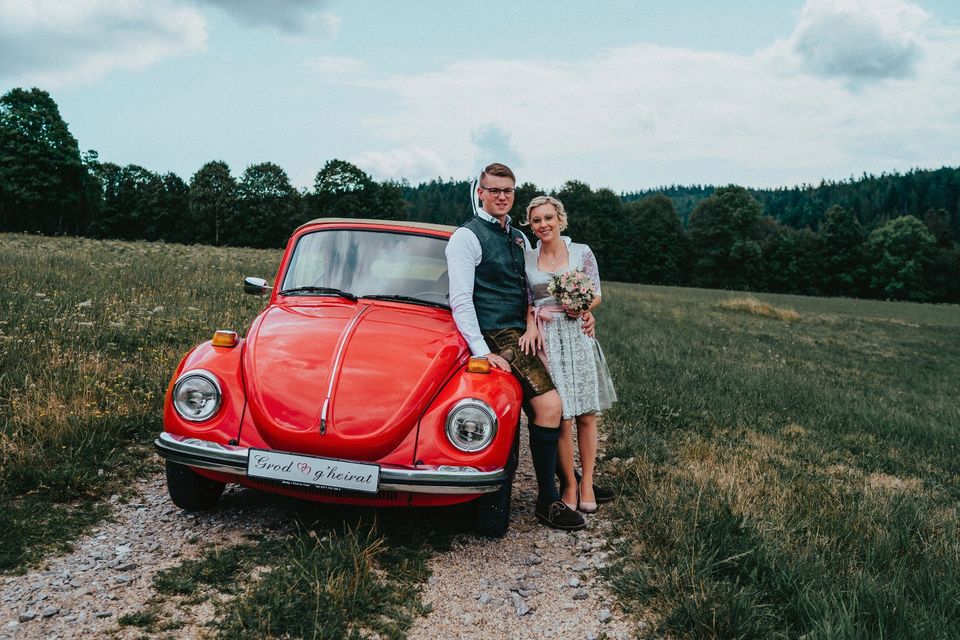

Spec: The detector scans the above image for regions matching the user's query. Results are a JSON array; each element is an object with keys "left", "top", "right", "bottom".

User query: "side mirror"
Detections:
[{"left": 244, "top": 276, "right": 271, "bottom": 295}]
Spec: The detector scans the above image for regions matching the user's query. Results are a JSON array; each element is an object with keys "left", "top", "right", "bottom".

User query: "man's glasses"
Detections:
[{"left": 480, "top": 187, "right": 516, "bottom": 197}]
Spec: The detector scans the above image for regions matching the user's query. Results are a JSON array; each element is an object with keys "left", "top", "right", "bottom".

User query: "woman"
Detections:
[{"left": 518, "top": 195, "right": 617, "bottom": 513}]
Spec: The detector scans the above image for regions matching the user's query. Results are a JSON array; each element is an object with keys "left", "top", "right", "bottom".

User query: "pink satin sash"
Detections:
[{"left": 533, "top": 305, "right": 567, "bottom": 366}]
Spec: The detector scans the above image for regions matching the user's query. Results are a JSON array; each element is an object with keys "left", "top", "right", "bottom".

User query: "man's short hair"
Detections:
[{"left": 480, "top": 163, "right": 515, "bottom": 184}]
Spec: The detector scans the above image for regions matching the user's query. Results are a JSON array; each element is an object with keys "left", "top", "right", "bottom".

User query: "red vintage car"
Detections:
[{"left": 155, "top": 219, "right": 522, "bottom": 536}]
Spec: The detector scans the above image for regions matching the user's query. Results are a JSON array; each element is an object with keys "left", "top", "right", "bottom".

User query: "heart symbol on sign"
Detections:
[{"left": 297, "top": 462, "right": 312, "bottom": 475}]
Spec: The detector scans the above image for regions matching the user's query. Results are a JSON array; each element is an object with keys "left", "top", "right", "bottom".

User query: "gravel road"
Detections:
[{"left": 2, "top": 448, "right": 642, "bottom": 639}]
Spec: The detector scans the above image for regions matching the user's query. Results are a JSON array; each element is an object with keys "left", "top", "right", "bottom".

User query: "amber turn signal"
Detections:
[
  {"left": 212, "top": 329, "right": 239, "bottom": 348},
  {"left": 466, "top": 357, "right": 491, "bottom": 374}
]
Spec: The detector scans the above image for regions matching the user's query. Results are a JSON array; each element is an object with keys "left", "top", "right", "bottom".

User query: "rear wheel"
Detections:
[
  {"left": 165, "top": 460, "right": 225, "bottom": 511},
  {"left": 470, "top": 423, "right": 520, "bottom": 538}
]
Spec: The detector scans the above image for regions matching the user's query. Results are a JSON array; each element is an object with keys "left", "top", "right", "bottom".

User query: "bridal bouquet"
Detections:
[{"left": 548, "top": 269, "right": 595, "bottom": 315}]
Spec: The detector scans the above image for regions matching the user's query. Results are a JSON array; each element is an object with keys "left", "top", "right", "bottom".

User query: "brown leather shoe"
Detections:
[{"left": 535, "top": 500, "right": 586, "bottom": 531}]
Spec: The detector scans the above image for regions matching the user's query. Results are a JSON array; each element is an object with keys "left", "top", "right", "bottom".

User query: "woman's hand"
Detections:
[
  {"left": 581, "top": 311, "right": 596, "bottom": 337},
  {"left": 518, "top": 326, "right": 542, "bottom": 355}
]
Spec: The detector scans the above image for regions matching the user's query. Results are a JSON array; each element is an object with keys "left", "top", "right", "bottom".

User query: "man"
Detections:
[{"left": 446, "top": 162, "right": 589, "bottom": 531}]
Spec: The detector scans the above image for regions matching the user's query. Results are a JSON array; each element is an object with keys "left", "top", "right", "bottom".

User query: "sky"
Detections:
[{"left": 2, "top": 0, "right": 960, "bottom": 193}]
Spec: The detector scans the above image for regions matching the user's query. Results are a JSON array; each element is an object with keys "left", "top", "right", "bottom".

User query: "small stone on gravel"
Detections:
[
  {"left": 572, "top": 588, "right": 589, "bottom": 601},
  {"left": 598, "top": 608, "right": 613, "bottom": 623},
  {"left": 510, "top": 592, "right": 531, "bottom": 617},
  {"left": 42, "top": 605, "right": 60, "bottom": 618}
]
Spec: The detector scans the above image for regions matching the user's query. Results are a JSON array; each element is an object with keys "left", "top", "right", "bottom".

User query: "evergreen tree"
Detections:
[
  {"left": 555, "top": 181, "right": 627, "bottom": 281},
  {"left": 188, "top": 161, "right": 236, "bottom": 245},
  {"left": 87, "top": 162, "right": 124, "bottom": 238},
  {"left": 819, "top": 205, "right": 868, "bottom": 297},
  {"left": 228, "top": 162, "right": 299, "bottom": 248},
  {"left": 156, "top": 172, "right": 189, "bottom": 243},
  {"left": 402, "top": 178, "right": 472, "bottom": 226},
  {"left": 88, "top": 164, "right": 182, "bottom": 241},
  {"left": 688, "top": 185, "right": 764, "bottom": 290},
  {"left": 622, "top": 194, "right": 688, "bottom": 285},
  {"left": 865, "top": 216, "right": 937, "bottom": 301},
  {"left": 309, "top": 159, "right": 405, "bottom": 220},
  {"left": 762, "top": 225, "right": 823, "bottom": 295}
]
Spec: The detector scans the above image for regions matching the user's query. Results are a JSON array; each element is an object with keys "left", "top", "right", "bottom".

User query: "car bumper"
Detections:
[{"left": 155, "top": 432, "right": 506, "bottom": 494}]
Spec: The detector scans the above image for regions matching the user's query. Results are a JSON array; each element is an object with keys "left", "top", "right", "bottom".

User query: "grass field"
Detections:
[
  {"left": 598, "top": 283, "right": 959, "bottom": 638},
  {"left": 1, "top": 233, "right": 958, "bottom": 638},
  {"left": 0, "top": 233, "right": 279, "bottom": 569}
]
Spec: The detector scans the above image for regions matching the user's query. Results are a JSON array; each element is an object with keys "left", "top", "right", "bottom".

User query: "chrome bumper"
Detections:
[{"left": 155, "top": 432, "right": 505, "bottom": 494}]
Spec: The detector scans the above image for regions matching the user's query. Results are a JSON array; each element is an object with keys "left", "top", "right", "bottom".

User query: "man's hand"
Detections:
[
  {"left": 581, "top": 311, "right": 596, "bottom": 337},
  {"left": 484, "top": 353, "right": 511, "bottom": 371}
]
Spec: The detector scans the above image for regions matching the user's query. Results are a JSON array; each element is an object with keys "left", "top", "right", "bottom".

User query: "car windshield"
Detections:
[{"left": 281, "top": 229, "right": 449, "bottom": 306}]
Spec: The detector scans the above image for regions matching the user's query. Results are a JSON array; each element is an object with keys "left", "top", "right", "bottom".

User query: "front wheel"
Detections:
[
  {"left": 469, "top": 423, "right": 520, "bottom": 538},
  {"left": 165, "top": 460, "right": 225, "bottom": 511},
  {"left": 470, "top": 474, "right": 514, "bottom": 538}
]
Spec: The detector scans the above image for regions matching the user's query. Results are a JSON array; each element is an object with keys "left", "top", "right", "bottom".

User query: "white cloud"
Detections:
[
  {"left": 352, "top": 148, "right": 448, "bottom": 184},
  {"left": 471, "top": 125, "right": 523, "bottom": 172},
  {"left": 786, "top": 0, "right": 930, "bottom": 84},
  {"left": 0, "top": 0, "right": 207, "bottom": 87},
  {"left": 195, "top": 0, "right": 339, "bottom": 37},
  {"left": 344, "top": 0, "right": 960, "bottom": 190}
]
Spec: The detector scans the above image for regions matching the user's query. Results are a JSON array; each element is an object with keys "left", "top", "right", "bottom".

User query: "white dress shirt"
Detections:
[{"left": 445, "top": 210, "right": 532, "bottom": 357}]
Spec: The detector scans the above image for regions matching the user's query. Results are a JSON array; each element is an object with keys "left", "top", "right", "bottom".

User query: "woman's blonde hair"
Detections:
[{"left": 523, "top": 195, "right": 568, "bottom": 231}]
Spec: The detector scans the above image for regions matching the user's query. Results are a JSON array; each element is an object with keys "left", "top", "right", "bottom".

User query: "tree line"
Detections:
[{"left": 2, "top": 87, "right": 958, "bottom": 303}]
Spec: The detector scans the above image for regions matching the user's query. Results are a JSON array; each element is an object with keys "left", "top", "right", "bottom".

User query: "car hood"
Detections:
[{"left": 242, "top": 301, "right": 465, "bottom": 461}]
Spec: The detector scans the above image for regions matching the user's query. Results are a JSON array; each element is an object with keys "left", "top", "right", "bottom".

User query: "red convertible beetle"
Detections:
[{"left": 155, "top": 218, "right": 523, "bottom": 537}]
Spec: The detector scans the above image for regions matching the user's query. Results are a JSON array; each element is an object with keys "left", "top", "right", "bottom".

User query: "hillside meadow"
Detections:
[
  {"left": 1, "top": 233, "right": 957, "bottom": 638},
  {"left": 599, "top": 283, "right": 959, "bottom": 638},
  {"left": 0, "top": 233, "right": 279, "bottom": 569}
]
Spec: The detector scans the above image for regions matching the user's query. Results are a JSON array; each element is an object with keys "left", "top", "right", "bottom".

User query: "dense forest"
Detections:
[{"left": 2, "top": 87, "right": 958, "bottom": 303}]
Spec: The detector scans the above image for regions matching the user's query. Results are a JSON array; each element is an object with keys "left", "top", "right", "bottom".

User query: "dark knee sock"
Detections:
[{"left": 528, "top": 424, "right": 561, "bottom": 505}]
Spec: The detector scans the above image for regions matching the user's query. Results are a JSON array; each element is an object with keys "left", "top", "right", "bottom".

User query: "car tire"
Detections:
[
  {"left": 165, "top": 460, "right": 225, "bottom": 511},
  {"left": 470, "top": 422, "right": 520, "bottom": 538}
]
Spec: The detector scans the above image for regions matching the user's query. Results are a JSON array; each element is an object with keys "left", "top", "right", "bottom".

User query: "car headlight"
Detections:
[
  {"left": 172, "top": 370, "right": 222, "bottom": 422},
  {"left": 445, "top": 399, "right": 498, "bottom": 452}
]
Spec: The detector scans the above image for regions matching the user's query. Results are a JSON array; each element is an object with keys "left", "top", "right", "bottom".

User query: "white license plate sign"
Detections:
[{"left": 247, "top": 449, "right": 380, "bottom": 493}]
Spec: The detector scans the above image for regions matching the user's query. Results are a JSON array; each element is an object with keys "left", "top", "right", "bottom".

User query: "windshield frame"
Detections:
[{"left": 278, "top": 227, "right": 451, "bottom": 309}]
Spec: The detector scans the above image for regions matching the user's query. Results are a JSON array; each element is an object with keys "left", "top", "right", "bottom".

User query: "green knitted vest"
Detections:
[{"left": 463, "top": 216, "right": 528, "bottom": 332}]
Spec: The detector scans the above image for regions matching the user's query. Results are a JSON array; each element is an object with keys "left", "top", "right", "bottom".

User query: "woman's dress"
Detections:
[{"left": 525, "top": 240, "right": 617, "bottom": 419}]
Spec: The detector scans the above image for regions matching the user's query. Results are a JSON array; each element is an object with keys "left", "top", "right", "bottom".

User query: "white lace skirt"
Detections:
[{"left": 541, "top": 311, "right": 618, "bottom": 419}]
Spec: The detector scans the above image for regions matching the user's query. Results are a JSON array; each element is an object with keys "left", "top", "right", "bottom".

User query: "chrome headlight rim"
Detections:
[
  {"left": 444, "top": 398, "right": 498, "bottom": 453},
  {"left": 172, "top": 369, "right": 222, "bottom": 423}
]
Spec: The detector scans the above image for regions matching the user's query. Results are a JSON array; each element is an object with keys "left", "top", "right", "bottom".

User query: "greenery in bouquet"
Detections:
[{"left": 548, "top": 269, "right": 596, "bottom": 315}]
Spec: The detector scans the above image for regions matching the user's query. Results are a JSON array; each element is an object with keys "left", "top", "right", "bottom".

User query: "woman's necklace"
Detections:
[{"left": 540, "top": 244, "right": 567, "bottom": 271}]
